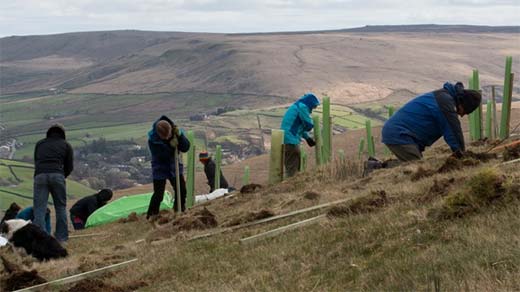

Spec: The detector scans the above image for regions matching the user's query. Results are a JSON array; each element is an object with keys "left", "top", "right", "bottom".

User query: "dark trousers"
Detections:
[
  {"left": 386, "top": 144, "right": 423, "bottom": 162},
  {"left": 147, "top": 175, "right": 186, "bottom": 218},
  {"left": 284, "top": 144, "right": 301, "bottom": 178}
]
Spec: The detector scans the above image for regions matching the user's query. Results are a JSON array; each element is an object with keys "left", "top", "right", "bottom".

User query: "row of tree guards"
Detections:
[{"left": 182, "top": 56, "right": 515, "bottom": 205}]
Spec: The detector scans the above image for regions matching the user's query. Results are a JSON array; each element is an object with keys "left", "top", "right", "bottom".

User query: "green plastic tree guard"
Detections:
[
  {"left": 322, "top": 96, "right": 332, "bottom": 164},
  {"left": 472, "top": 69, "right": 482, "bottom": 140},
  {"left": 358, "top": 137, "right": 365, "bottom": 159},
  {"left": 300, "top": 149, "right": 307, "bottom": 172},
  {"left": 214, "top": 145, "right": 222, "bottom": 190},
  {"left": 186, "top": 131, "right": 195, "bottom": 208},
  {"left": 500, "top": 56, "right": 513, "bottom": 139},
  {"left": 468, "top": 77, "right": 475, "bottom": 141},
  {"left": 491, "top": 86, "right": 498, "bottom": 139},
  {"left": 365, "top": 120, "right": 375, "bottom": 157},
  {"left": 269, "top": 129, "right": 284, "bottom": 185},
  {"left": 385, "top": 105, "right": 395, "bottom": 155},
  {"left": 243, "top": 166, "right": 250, "bottom": 186},
  {"left": 485, "top": 100, "right": 492, "bottom": 139},
  {"left": 337, "top": 149, "right": 345, "bottom": 162},
  {"left": 312, "top": 115, "right": 323, "bottom": 166}
]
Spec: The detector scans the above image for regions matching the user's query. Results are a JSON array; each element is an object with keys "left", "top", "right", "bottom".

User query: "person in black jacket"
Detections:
[
  {"left": 199, "top": 151, "right": 229, "bottom": 193},
  {"left": 70, "top": 189, "right": 113, "bottom": 230},
  {"left": 33, "top": 124, "right": 73, "bottom": 242},
  {"left": 146, "top": 116, "right": 190, "bottom": 219}
]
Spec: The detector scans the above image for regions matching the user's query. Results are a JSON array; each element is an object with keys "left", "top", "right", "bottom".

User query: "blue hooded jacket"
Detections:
[
  {"left": 382, "top": 82, "right": 465, "bottom": 152},
  {"left": 281, "top": 93, "right": 320, "bottom": 145},
  {"left": 148, "top": 116, "right": 190, "bottom": 180}
]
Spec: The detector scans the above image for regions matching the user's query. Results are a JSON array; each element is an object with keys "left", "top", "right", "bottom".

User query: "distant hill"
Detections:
[{"left": 341, "top": 24, "right": 520, "bottom": 33}]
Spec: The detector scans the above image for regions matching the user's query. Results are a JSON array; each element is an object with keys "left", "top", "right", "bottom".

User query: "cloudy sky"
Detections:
[{"left": 1, "top": 0, "right": 519, "bottom": 36}]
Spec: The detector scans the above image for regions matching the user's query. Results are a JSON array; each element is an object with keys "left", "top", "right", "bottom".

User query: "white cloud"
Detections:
[{"left": 0, "top": 0, "right": 518, "bottom": 36}]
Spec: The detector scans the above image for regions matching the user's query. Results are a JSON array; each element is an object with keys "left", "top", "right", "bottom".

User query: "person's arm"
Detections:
[
  {"left": 176, "top": 130, "right": 190, "bottom": 153},
  {"left": 435, "top": 92, "right": 464, "bottom": 152},
  {"left": 64, "top": 143, "right": 74, "bottom": 178},
  {"left": 296, "top": 103, "right": 314, "bottom": 132}
]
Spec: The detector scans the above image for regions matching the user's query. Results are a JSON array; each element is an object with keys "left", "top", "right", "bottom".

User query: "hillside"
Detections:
[
  {"left": 1, "top": 130, "right": 519, "bottom": 291},
  {"left": 0, "top": 159, "right": 95, "bottom": 210}
]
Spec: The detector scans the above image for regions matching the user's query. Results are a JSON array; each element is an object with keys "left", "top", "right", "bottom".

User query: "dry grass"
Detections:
[{"left": 1, "top": 141, "right": 519, "bottom": 291}]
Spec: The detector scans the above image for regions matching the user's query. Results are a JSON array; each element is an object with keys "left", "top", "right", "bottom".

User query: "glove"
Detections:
[
  {"left": 305, "top": 137, "right": 316, "bottom": 147},
  {"left": 451, "top": 150, "right": 463, "bottom": 159},
  {"left": 169, "top": 126, "right": 180, "bottom": 148},
  {"left": 172, "top": 125, "right": 180, "bottom": 138}
]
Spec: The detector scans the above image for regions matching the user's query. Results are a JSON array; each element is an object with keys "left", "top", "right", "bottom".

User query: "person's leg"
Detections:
[
  {"left": 147, "top": 179, "right": 166, "bottom": 219},
  {"left": 48, "top": 173, "right": 68, "bottom": 242},
  {"left": 33, "top": 173, "right": 50, "bottom": 234},
  {"left": 170, "top": 175, "right": 187, "bottom": 212},
  {"left": 386, "top": 144, "right": 422, "bottom": 162},
  {"left": 284, "top": 144, "right": 301, "bottom": 178},
  {"left": 70, "top": 213, "right": 85, "bottom": 230}
]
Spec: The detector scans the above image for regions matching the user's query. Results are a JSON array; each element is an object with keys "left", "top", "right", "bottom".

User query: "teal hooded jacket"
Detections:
[{"left": 280, "top": 93, "right": 320, "bottom": 145}]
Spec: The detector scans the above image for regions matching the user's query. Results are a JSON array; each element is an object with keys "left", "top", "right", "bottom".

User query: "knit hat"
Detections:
[
  {"left": 199, "top": 151, "right": 210, "bottom": 160},
  {"left": 156, "top": 120, "right": 172, "bottom": 140},
  {"left": 461, "top": 89, "right": 482, "bottom": 115}
]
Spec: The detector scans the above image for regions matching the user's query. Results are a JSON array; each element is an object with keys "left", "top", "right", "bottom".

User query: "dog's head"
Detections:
[
  {"left": 0, "top": 219, "right": 30, "bottom": 240},
  {"left": 8, "top": 203, "right": 22, "bottom": 213}
]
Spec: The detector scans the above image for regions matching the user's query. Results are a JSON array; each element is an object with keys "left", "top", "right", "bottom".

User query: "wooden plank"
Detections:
[
  {"left": 501, "top": 158, "right": 520, "bottom": 165},
  {"left": 14, "top": 258, "right": 138, "bottom": 292},
  {"left": 69, "top": 233, "right": 106, "bottom": 239},
  {"left": 239, "top": 215, "right": 326, "bottom": 244},
  {"left": 188, "top": 198, "right": 350, "bottom": 241}
]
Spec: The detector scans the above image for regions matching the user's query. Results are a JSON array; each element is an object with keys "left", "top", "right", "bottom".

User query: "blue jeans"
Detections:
[{"left": 33, "top": 173, "right": 68, "bottom": 242}]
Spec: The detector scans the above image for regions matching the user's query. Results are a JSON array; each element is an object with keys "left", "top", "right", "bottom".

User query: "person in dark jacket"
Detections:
[
  {"left": 33, "top": 124, "right": 73, "bottom": 242},
  {"left": 69, "top": 189, "right": 113, "bottom": 230},
  {"left": 382, "top": 82, "right": 481, "bottom": 161},
  {"left": 146, "top": 116, "right": 190, "bottom": 219},
  {"left": 16, "top": 206, "right": 52, "bottom": 234},
  {"left": 280, "top": 93, "right": 320, "bottom": 177},
  {"left": 199, "top": 151, "right": 229, "bottom": 192}
]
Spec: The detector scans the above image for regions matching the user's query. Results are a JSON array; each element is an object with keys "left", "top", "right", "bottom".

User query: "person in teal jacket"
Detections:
[
  {"left": 280, "top": 93, "right": 320, "bottom": 177},
  {"left": 16, "top": 206, "right": 52, "bottom": 234}
]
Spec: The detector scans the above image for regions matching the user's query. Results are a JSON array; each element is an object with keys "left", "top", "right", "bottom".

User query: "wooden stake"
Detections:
[
  {"left": 69, "top": 233, "right": 106, "bottom": 239},
  {"left": 13, "top": 259, "right": 138, "bottom": 292},
  {"left": 239, "top": 215, "right": 326, "bottom": 244}
]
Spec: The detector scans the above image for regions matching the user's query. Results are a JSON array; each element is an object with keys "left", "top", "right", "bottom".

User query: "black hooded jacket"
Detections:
[
  {"left": 203, "top": 158, "right": 229, "bottom": 192},
  {"left": 70, "top": 189, "right": 112, "bottom": 221},
  {"left": 34, "top": 125, "right": 74, "bottom": 177}
]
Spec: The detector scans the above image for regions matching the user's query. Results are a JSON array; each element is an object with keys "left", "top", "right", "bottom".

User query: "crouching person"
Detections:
[{"left": 70, "top": 189, "right": 113, "bottom": 230}]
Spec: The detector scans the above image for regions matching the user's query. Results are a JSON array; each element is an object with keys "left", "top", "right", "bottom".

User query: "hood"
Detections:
[
  {"left": 46, "top": 124, "right": 66, "bottom": 139},
  {"left": 96, "top": 189, "right": 113, "bottom": 203},
  {"left": 297, "top": 93, "right": 320, "bottom": 112}
]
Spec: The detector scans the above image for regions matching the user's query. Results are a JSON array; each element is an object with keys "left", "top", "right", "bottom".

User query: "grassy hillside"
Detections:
[
  {"left": 0, "top": 159, "right": 95, "bottom": 210},
  {"left": 2, "top": 128, "right": 519, "bottom": 291}
]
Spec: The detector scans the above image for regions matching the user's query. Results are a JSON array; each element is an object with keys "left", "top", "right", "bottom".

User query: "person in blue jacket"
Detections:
[
  {"left": 146, "top": 116, "right": 190, "bottom": 219},
  {"left": 382, "top": 82, "right": 481, "bottom": 162},
  {"left": 16, "top": 206, "right": 52, "bottom": 234},
  {"left": 281, "top": 93, "right": 320, "bottom": 177}
]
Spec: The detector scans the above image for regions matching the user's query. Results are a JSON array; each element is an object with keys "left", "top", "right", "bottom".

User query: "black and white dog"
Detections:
[{"left": 0, "top": 219, "right": 68, "bottom": 261}]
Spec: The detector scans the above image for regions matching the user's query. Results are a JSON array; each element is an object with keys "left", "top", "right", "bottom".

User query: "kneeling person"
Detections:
[{"left": 70, "top": 189, "right": 113, "bottom": 230}]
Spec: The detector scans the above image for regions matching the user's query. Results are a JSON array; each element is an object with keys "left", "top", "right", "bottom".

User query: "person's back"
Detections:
[
  {"left": 70, "top": 189, "right": 113, "bottom": 230},
  {"left": 33, "top": 124, "right": 73, "bottom": 242},
  {"left": 16, "top": 206, "right": 52, "bottom": 234},
  {"left": 203, "top": 157, "right": 229, "bottom": 192}
]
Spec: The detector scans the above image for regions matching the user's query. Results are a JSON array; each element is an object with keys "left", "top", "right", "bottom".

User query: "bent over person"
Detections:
[
  {"left": 146, "top": 116, "right": 190, "bottom": 219},
  {"left": 382, "top": 82, "right": 481, "bottom": 161},
  {"left": 280, "top": 93, "right": 320, "bottom": 177},
  {"left": 70, "top": 189, "right": 113, "bottom": 230},
  {"left": 33, "top": 124, "right": 73, "bottom": 243}
]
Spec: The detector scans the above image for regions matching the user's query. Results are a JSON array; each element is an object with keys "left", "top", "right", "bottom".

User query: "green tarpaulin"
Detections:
[{"left": 85, "top": 192, "right": 173, "bottom": 228}]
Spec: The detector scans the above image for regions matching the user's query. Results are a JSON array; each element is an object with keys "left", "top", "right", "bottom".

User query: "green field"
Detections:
[{"left": 0, "top": 159, "right": 95, "bottom": 210}]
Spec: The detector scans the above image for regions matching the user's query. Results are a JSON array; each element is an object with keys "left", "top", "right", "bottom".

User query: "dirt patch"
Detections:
[
  {"left": 463, "top": 150, "right": 497, "bottom": 161},
  {"left": 1, "top": 256, "right": 46, "bottom": 291},
  {"left": 303, "top": 191, "right": 320, "bottom": 200},
  {"left": 62, "top": 278, "right": 148, "bottom": 292},
  {"left": 410, "top": 166, "right": 436, "bottom": 181},
  {"left": 224, "top": 209, "right": 275, "bottom": 227},
  {"left": 328, "top": 190, "right": 390, "bottom": 217},
  {"left": 503, "top": 143, "right": 520, "bottom": 161},
  {"left": 437, "top": 157, "right": 480, "bottom": 173},
  {"left": 240, "top": 183, "right": 263, "bottom": 194},
  {"left": 157, "top": 216, "right": 170, "bottom": 225},
  {"left": 117, "top": 212, "right": 139, "bottom": 223},
  {"left": 415, "top": 178, "right": 455, "bottom": 203},
  {"left": 171, "top": 208, "right": 218, "bottom": 231}
]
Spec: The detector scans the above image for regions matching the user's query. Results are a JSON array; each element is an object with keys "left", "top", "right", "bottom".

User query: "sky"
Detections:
[{"left": 1, "top": 0, "right": 519, "bottom": 36}]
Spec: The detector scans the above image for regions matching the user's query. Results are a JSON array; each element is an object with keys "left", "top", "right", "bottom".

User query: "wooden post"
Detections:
[
  {"left": 322, "top": 97, "right": 332, "bottom": 164},
  {"left": 186, "top": 130, "right": 195, "bottom": 208},
  {"left": 268, "top": 129, "right": 284, "bottom": 185},
  {"left": 313, "top": 115, "right": 323, "bottom": 166},
  {"left": 491, "top": 86, "right": 498, "bottom": 140},
  {"left": 365, "top": 120, "right": 375, "bottom": 157},
  {"left": 500, "top": 56, "right": 513, "bottom": 139},
  {"left": 242, "top": 166, "right": 250, "bottom": 186},
  {"left": 214, "top": 145, "right": 222, "bottom": 190},
  {"left": 384, "top": 105, "right": 395, "bottom": 156}
]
